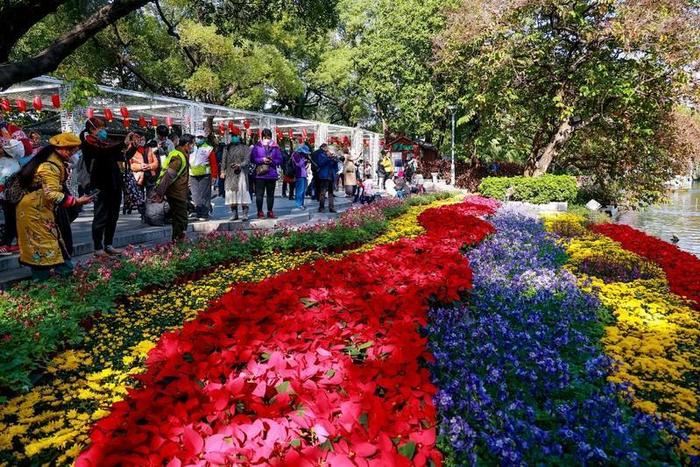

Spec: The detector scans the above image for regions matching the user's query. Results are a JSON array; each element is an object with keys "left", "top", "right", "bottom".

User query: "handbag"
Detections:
[
  {"left": 255, "top": 164, "right": 270, "bottom": 176},
  {"left": 144, "top": 200, "right": 169, "bottom": 226},
  {"left": 122, "top": 170, "right": 145, "bottom": 212}
]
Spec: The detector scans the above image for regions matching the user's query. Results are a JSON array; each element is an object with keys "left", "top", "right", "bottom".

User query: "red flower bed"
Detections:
[
  {"left": 592, "top": 224, "right": 700, "bottom": 309},
  {"left": 77, "top": 199, "right": 496, "bottom": 466}
]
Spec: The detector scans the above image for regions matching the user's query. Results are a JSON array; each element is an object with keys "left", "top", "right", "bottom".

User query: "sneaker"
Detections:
[
  {"left": 0, "top": 247, "right": 12, "bottom": 256},
  {"left": 229, "top": 214, "right": 239, "bottom": 221},
  {"left": 257, "top": 211, "right": 265, "bottom": 219},
  {"left": 267, "top": 211, "right": 276, "bottom": 219},
  {"left": 242, "top": 214, "right": 249, "bottom": 221},
  {"left": 197, "top": 217, "right": 210, "bottom": 222},
  {"left": 94, "top": 249, "right": 108, "bottom": 257},
  {"left": 105, "top": 246, "right": 123, "bottom": 256}
]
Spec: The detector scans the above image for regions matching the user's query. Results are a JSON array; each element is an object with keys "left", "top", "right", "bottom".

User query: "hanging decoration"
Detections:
[
  {"left": 302, "top": 128, "right": 307, "bottom": 139},
  {"left": 258, "top": 128, "right": 262, "bottom": 139},
  {"left": 288, "top": 128, "right": 294, "bottom": 139},
  {"left": 166, "top": 116, "right": 173, "bottom": 128},
  {"left": 309, "top": 132, "right": 316, "bottom": 145},
  {"left": 51, "top": 94, "right": 61, "bottom": 109},
  {"left": 32, "top": 96, "right": 43, "bottom": 112},
  {"left": 297, "top": 136, "right": 303, "bottom": 144},
  {"left": 138, "top": 116, "right": 148, "bottom": 128},
  {"left": 151, "top": 117, "right": 158, "bottom": 127},
  {"left": 1, "top": 98, "right": 11, "bottom": 112},
  {"left": 120, "top": 107, "right": 129, "bottom": 119},
  {"left": 86, "top": 108, "right": 95, "bottom": 119},
  {"left": 103, "top": 108, "right": 114, "bottom": 122},
  {"left": 219, "top": 122, "right": 226, "bottom": 135},
  {"left": 15, "top": 99, "right": 27, "bottom": 112},
  {"left": 243, "top": 119, "right": 251, "bottom": 130},
  {"left": 123, "top": 118, "right": 131, "bottom": 128},
  {"left": 342, "top": 136, "right": 351, "bottom": 147}
]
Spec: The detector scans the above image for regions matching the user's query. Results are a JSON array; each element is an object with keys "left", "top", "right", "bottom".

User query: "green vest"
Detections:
[
  {"left": 157, "top": 149, "right": 188, "bottom": 185},
  {"left": 189, "top": 143, "right": 213, "bottom": 177}
]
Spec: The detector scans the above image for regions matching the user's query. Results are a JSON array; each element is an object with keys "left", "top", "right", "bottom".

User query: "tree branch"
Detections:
[
  {"left": 154, "top": 0, "right": 198, "bottom": 72},
  {"left": 0, "top": 0, "right": 152, "bottom": 90},
  {"left": 0, "top": 0, "right": 67, "bottom": 62},
  {"left": 109, "top": 24, "right": 163, "bottom": 93}
]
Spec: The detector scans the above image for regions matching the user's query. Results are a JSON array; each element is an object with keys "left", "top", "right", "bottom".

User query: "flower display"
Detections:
[
  {"left": 0, "top": 195, "right": 455, "bottom": 465},
  {"left": 544, "top": 215, "right": 700, "bottom": 458},
  {"left": 592, "top": 223, "right": 700, "bottom": 309},
  {"left": 75, "top": 200, "right": 495, "bottom": 465},
  {"left": 429, "top": 213, "right": 683, "bottom": 465}
]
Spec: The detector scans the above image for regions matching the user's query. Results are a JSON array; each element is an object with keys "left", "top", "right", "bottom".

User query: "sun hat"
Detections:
[{"left": 296, "top": 144, "right": 311, "bottom": 154}]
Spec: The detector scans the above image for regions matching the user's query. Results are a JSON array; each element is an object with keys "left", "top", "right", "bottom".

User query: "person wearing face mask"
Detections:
[
  {"left": 16, "top": 133, "right": 94, "bottom": 280},
  {"left": 152, "top": 135, "right": 195, "bottom": 242},
  {"left": 0, "top": 139, "right": 23, "bottom": 255},
  {"left": 80, "top": 117, "right": 131, "bottom": 257},
  {"left": 250, "top": 129, "right": 283, "bottom": 219},
  {"left": 189, "top": 133, "right": 219, "bottom": 221},
  {"left": 221, "top": 127, "right": 251, "bottom": 221}
]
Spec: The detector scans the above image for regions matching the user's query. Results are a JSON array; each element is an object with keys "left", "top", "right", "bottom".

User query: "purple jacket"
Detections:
[
  {"left": 250, "top": 141, "right": 284, "bottom": 180},
  {"left": 292, "top": 151, "right": 308, "bottom": 178}
]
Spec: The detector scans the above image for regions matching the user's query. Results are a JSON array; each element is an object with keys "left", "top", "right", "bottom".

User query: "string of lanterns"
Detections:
[{"left": 0, "top": 97, "right": 366, "bottom": 149}]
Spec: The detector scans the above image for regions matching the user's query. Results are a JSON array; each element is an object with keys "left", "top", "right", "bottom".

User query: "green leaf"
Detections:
[
  {"left": 275, "top": 381, "right": 292, "bottom": 394},
  {"left": 300, "top": 298, "right": 318, "bottom": 308},
  {"left": 290, "top": 439, "right": 301, "bottom": 447},
  {"left": 398, "top": 441, "right": 417, "bottom": 460}
]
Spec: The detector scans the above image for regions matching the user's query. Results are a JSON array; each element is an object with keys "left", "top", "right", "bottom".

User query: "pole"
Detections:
[{"left": 450, "top": 110, "right": 456, "bottom": 186}]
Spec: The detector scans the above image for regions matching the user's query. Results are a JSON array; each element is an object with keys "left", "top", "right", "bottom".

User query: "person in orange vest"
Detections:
[{"left": 189, "top": 133, "right": 219, "bottom": 221}]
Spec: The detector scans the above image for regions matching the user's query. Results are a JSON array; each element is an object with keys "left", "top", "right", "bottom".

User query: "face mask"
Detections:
[
  {"left": 96, "top": 129, "right": 108, "bottom": 141},
  {"left": 196, "top": 138, "right": 206, "bottom": 146},
  {"left": 231, "top": 136, "right": 240, "bottom": 144}
]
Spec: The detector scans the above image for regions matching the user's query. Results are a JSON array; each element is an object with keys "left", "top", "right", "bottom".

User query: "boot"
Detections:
[
  {"left": 229, "top": 206, "right": 239, "bottom": 221},
  {"left": 242, "top": 206, "right": 249, "bottom": 221}
]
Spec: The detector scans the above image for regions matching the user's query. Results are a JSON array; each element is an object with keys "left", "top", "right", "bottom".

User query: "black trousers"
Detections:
[
  {"left": 92, "top": 189, "right": 122, "bottom": 250},
  {"left": 282, "top": 179, "right": 295, "bottom": 199},
  {"left": 318, "top": 179, "right": 335, "bottom": 210},
  {"left": 1, "top": 201, "right": 17, "bottom": 245},
  {"left": 255, "top": 179, "right": 276, "bottom": 213}
]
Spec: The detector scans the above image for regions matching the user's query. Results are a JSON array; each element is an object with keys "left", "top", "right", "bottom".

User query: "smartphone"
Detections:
[{"left": 89, "top": 189, "right": 101, "bottom": 198}]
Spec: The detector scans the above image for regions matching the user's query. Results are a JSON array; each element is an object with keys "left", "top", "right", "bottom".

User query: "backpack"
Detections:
[
  {"left": 3, "top": 173, "right": 26, "bottom": 204},
  {"left": 74, "top": 153, "right": 91, "bottom": 190}
]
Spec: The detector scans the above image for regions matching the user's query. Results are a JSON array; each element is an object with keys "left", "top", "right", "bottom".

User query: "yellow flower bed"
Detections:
[
  {"left": 545, "top": 213, "right": 700, "bottom": 456},
  {"left": 0, "top": 200, "right": 443, "bottom": 466}
]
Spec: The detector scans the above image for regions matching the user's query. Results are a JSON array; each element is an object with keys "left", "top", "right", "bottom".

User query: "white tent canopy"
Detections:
[{"left": 0, "top": 76, "right": 382, "bottom": 169}]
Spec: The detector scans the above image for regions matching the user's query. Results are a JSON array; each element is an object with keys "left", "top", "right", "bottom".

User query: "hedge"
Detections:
[{"left": 478, "top": 174, "right": 578, "bottom": 204}]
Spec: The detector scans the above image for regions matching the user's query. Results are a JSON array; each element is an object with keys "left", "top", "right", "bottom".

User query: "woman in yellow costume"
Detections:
[{"left": 16, "top": 133, "right": 94, "bottom": 280}]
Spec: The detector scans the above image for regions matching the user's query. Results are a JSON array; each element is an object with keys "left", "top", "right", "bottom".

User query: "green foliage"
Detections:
[
  {"left": 479, "top": 175, "right": 578, "bottom": 204},
  {"left": 62, "top": 76, "right": 102, "bottom": 111},
  {"left": 438, "top": 0, "right": 700, "bottom": 206}
]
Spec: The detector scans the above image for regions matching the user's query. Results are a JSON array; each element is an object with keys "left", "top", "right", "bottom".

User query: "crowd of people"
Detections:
[{"left": 0, "top": 117, "right": 424, "bottom": 280}]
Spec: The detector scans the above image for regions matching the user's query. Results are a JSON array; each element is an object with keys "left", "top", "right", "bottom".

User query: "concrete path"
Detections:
[{"left": 0, "top": 186, "right": 357, "bottom": 285}]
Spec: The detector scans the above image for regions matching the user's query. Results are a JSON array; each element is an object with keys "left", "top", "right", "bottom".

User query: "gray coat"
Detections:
[{"left": 222, "top": 144, "right": 251, "bottom": 192}]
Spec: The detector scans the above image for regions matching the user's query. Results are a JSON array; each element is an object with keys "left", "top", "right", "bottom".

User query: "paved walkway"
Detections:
[{"left": 0, "top": 186, "right": 357, "bottom": 285}]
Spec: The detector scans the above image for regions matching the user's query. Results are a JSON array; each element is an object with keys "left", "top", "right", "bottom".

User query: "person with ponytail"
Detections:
[{"left": 16, "top": 133, "right": 94, "bottom": 280}]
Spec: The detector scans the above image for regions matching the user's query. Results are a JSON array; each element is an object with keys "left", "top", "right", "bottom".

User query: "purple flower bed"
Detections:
[{"left": 428, "top": 213, "right": 682, "bottom": 465}]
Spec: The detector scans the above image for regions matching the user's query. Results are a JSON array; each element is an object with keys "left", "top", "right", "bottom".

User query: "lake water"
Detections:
[{"left": 618, "top": 181, "right": 700, "bottom": 258}]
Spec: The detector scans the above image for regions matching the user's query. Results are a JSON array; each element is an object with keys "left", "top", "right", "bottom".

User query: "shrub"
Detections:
[{"left": 479, "top": 174, "right": 578, "bottom": 204}]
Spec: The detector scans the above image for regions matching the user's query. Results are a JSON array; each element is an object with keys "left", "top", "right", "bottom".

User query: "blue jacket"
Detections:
[{"left": 316, "top": 152, "right": 338, "bottom": 180}]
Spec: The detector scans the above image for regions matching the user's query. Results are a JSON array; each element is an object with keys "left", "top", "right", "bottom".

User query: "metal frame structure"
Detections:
[{"left": 0, "top": 76, "right": 382, "bottom": 170}]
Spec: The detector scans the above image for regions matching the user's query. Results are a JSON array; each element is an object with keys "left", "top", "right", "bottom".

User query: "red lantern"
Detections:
[
  {"left": 151, "top": 117, "right": 158, "bottom": 127},
  {"left": 32, "top": 96, "right": 43, "bottom": 111},
  {"left": 51, "top": 94, "right": 61, "bottom": 109},
  {"left": 343, "top": 136, "right": 351, "bottom": 147},
  {"left": 166, "top": 116, "right": 173, "bottom": 128},
  {"left": 16, "top": 99, "right": 27, "bottom": 112},
  {"left": 120, "top": 106, "right": 129, "bottom": 118},
  {"left": 228, "top": 121, "right": 235, "bottom": 133},
  {"left": 138, "top": 116, "right": 147, "bottom": 128},
  {"left": 302, "top": 128, "right": 307, "bottom": 139},
  {"left": 219, "top": 122, "right": 226, "bottom": 135},
  {"left": 86, "top": 108, "right": 95, "bottom": 119},
  {"left": 122, "top": 118, "right": 131, "bottom": 128},
  {"left": 1, "top": 98, "right": 11, "bottom": 112},
  {"left": 310, "top": 133, "right": 316, "bottom": 145},
  {"left": 288, "top": 128, "right": 294, "bottom": 139},
  {"left": 298, "top": 136, "right": 303, "bottom": 144},
  {"left": 103, "top": 108, "right": 114, "bottom": 122},
  {"left": 258, "top": 128, "right": 262, "bottom": 139},
  {"left": 243, "top": 119, "right": 251, "bottom": 130}
]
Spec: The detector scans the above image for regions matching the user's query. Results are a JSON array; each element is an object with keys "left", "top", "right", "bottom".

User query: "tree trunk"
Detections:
[
  {"left": 0, "top": 0, "right": 152, "bottom": 90},
  {"left": 525, "top": 119, "right": 575, "bottom": 177}
]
